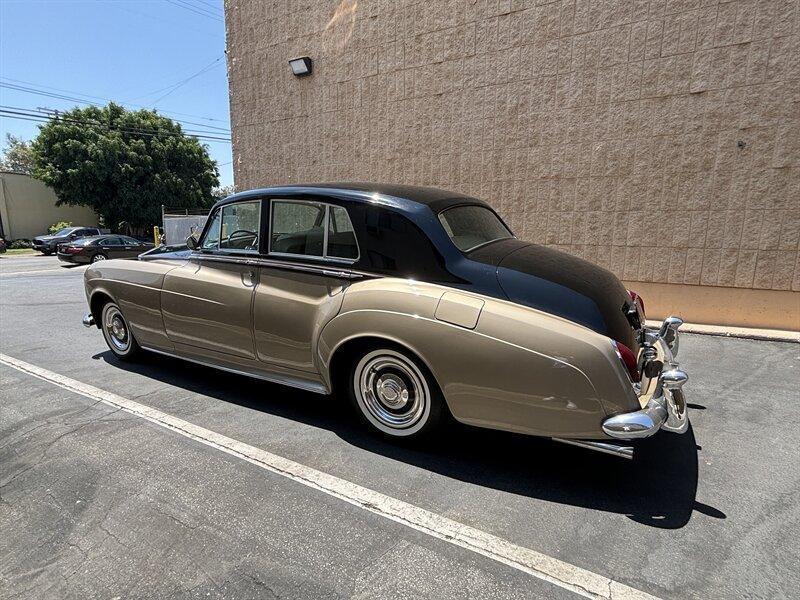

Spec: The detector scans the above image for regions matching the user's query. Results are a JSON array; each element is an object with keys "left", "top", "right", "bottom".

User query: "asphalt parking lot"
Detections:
[{"left": 1, "top": 254, "right": 798, "bottom": 599}]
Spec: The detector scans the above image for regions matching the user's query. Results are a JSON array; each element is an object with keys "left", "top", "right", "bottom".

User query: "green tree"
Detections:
[
  {"left": 0, "top": 134, "right": 35, "bottom": 174},
  {"left": 31, "top": 103, "right": 219, "bottom": 231},
  {"left": 212, "top": 184, "right": 234, "bottom": 200}
]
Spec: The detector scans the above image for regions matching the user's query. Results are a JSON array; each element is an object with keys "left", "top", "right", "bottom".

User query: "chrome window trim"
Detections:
[
  {"left": 190, "top": 252, "right": 370, "bottom": 280},
  {"left": 268, "top": 198, "right": 360, "bottom": 264}
]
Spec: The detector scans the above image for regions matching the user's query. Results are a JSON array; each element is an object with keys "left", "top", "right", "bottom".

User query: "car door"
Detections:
[
  {"left": 119, "top": 236, "right": 144, "bottom": 258},
  {"left": 100, "top": 236, "right": 125, "bottom": 258},
  {"left": 161, "top": 199, "right": 262, "bottom": 359},
  {"left": 253, "top": 199, "right": 358, "bottom": 373}
]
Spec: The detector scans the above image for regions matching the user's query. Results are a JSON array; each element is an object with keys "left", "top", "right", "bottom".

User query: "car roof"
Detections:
[{"left": 213, "top": 183, "right": 492, "bottom": 214}]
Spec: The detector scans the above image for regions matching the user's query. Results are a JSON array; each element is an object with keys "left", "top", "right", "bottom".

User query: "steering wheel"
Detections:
[{"left": 226, "top": 229, "right": 256, "bottom": 243}]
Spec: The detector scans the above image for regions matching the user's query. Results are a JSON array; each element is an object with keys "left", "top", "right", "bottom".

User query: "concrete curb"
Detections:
[{"left": 645, "top": 320, "right": 799, "bottom": 343}]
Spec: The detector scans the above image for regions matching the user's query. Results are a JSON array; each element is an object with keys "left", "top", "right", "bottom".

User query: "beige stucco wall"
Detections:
[
  {"left": 225, "top": 0, "right": 799, "bottom": 329},
  {"left": 0, "top": 171, "right": 99, "bottom": 240}
]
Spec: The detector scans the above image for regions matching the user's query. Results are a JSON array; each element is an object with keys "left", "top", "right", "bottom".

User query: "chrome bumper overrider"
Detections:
[
  {"left": 82, "top": 313, "right": 95, "bottom": 328},
  {"left": 602, "top": 316, "right": 689, "bottom": 440}
]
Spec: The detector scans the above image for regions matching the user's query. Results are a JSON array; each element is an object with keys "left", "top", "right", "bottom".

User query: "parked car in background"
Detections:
[
  {"left": 58, "top": 235, "right": 154, "bottom": 264},
  {"left": 80, "top": 183, "right": 689, "bottom": 458},
  {"left": 0, "top": 237, "right": 6, "bottom": 253},
  {"left": 33, "top": 227, "right": 101, "bottom": 255}
]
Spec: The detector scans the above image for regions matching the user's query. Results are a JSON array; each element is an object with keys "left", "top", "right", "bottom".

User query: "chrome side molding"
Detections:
[{"left": 553, "top": 438, "right": 634, "bottom": 459}]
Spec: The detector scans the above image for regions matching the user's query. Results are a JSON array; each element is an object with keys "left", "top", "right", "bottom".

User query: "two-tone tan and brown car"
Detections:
[{"left": 82, "top": 184, "right": 689, "bottom": 458}]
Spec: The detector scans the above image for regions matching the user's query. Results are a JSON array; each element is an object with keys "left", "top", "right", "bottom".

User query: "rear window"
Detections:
[{"left": 438, "top": 205, "right": 512, "bottom": 252}]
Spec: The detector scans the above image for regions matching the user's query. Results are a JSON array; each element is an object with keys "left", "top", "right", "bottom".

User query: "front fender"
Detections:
[{"left": 318, "top": 278, "right": 639, "bottom": 439}]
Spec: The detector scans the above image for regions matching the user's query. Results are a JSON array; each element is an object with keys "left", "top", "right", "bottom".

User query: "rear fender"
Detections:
[{"left": 318, "top": 278, "right": 639, "bottom": 439}]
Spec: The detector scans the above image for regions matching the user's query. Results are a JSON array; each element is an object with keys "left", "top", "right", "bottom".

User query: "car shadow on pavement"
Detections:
[{"left": 99, "top": 351, "right": 725, "bottom": 530}]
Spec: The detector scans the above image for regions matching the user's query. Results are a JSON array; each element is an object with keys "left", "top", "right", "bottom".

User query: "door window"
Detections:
[
  {"left": 220, "top": 201, "right": 260, "bottom": 252},
  {"left": 270, "top": 201, "right": 325, "bottom": 257},
  {"left": 269, "top": 200, "right": 358, "bottom": 261},
  {"left": 120, "top": 236, "right": 140, "bottom": 245},
  {"left": 103, "top": 237, "right": 124, "bottom": 246}
]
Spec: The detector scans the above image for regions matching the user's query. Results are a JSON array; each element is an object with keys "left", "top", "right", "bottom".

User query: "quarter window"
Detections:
[
  {"left": 269, "top": 200, "right": 358, "bottom": 261},
  {"left": 327, "top": 205, "right": 358, "bottom": 259},
  {"left": 201, "top": 209, "right": 222, "bottom": 250}
]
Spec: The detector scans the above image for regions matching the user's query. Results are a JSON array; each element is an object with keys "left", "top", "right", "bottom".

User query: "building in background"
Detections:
[
  {"left": 0, "top": 171, "right": 98, "bottom": 240},
  {"left": 225, "top": 0, "right": 799, "bottom": 330}
]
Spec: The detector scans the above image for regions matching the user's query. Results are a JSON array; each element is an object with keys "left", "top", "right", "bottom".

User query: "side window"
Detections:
[
  {"left": 121, "top": 236, "right": 140, "bottom": 245},
  {"left": 104, "top": 237, "right": 123, "bottom": 246},
  {"left": 327, "top": 205, "right": 358, "bottom": 259},
  {"left": 201, "top": 209, "right": 222, "bottom": 250},
  {"left": 219, "top": 201, "right": 260, "bottom": 252},
  {"left": 270, "top": 201, "right": 325, "bottom": 257}
]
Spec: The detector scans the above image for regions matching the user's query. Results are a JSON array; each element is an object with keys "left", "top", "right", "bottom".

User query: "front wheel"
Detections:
[
  {"left": 348, "top": 347, "right": 445, "bottom": 439},
  {"left": 100, "top": 302, "right": 141, "bottom": 360}
]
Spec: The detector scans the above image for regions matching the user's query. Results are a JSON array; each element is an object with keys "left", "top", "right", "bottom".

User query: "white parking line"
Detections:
[{"left": 0, "top": 353, "right": 658, "bottom": 600}]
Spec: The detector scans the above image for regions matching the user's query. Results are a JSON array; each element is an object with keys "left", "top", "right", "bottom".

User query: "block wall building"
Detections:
[{"left": 225, "top": 0, "right": 799, "bottom": 330}]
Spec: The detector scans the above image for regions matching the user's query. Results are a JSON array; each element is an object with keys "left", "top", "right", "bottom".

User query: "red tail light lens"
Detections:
[
  {"left": 627, "top": 290, "right": 645, "bottom": 315},
  {"left": 612, "top": 340, "right": 641, "bottom": 382},
  {"left": 65, "top": 247, "right": 82, "bottom": 254}
]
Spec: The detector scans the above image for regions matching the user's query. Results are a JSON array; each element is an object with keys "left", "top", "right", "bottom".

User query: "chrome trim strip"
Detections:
[
  {"left": 553, "top": 438, "right": 634, "bottom": 459},
  {"left": 191, "top": 252, "right": 371, "bottom": 280},
  {"left": 141, "top": 345, "right": 329, "bottom": 395}
]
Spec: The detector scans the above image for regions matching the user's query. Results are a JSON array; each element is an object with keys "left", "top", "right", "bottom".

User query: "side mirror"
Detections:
[
  {"left": 68, "top": 234, "right": 77, "bottom": 239},
  {"left": 186, "top": 235, "right": 199, "bottom": 250}
]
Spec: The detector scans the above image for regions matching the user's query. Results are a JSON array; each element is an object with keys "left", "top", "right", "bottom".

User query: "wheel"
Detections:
[
  {"left": 100, "top": 302, "right": 140, "bottom": 360},
  {"left": 42, "top": 249, "right": 53, "bottom": 256},
  {"left": 348, "top": 347, "right": 445, "bottom": 439},
  {"left": 91, "top": 253, "right": 107, "bottom": 263}
]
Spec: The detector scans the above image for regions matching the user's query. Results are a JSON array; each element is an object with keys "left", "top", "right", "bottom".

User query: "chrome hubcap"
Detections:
[
  {"left": 356, "top": 351, "right": 428, "bottom": 431},
  {"left": 104, "top": 306, "right": 130, "bottom": 352},
  {"left": 93, "top": 255, "right": 106, "bottom": 262}
]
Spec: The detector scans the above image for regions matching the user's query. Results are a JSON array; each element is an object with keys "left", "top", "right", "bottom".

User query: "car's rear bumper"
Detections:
[
  {"left": 601, "top": 316, "right": 689, "bottom": 439},
  {"left": 57, "top": 253, "right": 88, "bottom": 264}
]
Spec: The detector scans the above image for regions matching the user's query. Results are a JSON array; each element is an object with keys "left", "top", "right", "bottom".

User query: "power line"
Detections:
[
  {"left": 151, "top": 56, "right": 225, "bottom": 105},
  {"left": 0, "top": 107, "right": 231, "bottom": 143},
  {"left": 0, "top": 79, "right": 230, "bottom": 134},
  {"left": 165, "top": 0, "right": 223, "bottom": 22},
  {"left": 0, "top": 105, "right": 231, "bottom": 140},
  {"left": 191, "top": 0, "right": 225, "bottom": 16},
  {"left": 0, "top": 76, "right": 230, "bottom": 128}
]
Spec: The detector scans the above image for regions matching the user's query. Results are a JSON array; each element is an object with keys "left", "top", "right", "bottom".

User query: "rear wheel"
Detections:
[
  {"left": 348, "top": 347, "right": 445, "bottom": 439},
  {"left": 91, "top": 253, "right": 107, "bottom": 263},
  {"left": 100, "top": 302, "right": 141, "bottom": 360}
]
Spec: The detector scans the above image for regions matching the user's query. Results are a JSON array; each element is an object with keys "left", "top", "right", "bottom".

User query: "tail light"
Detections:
[
  {"left": 64, "top": 246, "right": 82, "bottom": 254},
  {"left": 627, "top": 290, "right": 645, "bottom": 316},
  {"left": 612, "top": 340, "right": 641, "bottom": 382}
]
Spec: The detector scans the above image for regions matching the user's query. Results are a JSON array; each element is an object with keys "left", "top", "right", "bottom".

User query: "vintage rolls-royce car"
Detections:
[{"left": 82, "top": 184, "right": 689, "bottom": 458}]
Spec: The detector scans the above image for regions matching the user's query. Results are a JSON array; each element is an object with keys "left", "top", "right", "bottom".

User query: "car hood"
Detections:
[{"left": 469, "top": 240, "right": 638, "bottom": 351}]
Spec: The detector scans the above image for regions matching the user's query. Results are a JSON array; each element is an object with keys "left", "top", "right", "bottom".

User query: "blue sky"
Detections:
[{"left": 0, "top": 0, "right": 233, "bottom": 187}]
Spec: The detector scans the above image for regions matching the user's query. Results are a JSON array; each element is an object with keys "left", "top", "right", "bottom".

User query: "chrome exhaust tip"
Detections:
[
  {"left": 82, "top": 313, "right": 95, "bottom": 328},
  {"left": 553, "top": 438, "right": 634, "bottom": 459}
]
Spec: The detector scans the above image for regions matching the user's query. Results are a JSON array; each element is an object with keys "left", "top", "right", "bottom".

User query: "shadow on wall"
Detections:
[{"left": 96, "top": 349, "right": 725, "bottom": 530}]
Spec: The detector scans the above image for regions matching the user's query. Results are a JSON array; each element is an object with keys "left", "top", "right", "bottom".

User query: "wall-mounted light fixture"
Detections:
[{"left": 289, "top": 56, "right": 312, "bottom": 77}]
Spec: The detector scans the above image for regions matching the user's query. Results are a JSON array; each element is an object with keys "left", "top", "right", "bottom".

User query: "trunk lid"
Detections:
[{"left": 470, "top": 241, "right": 639, "bottom": 352}]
